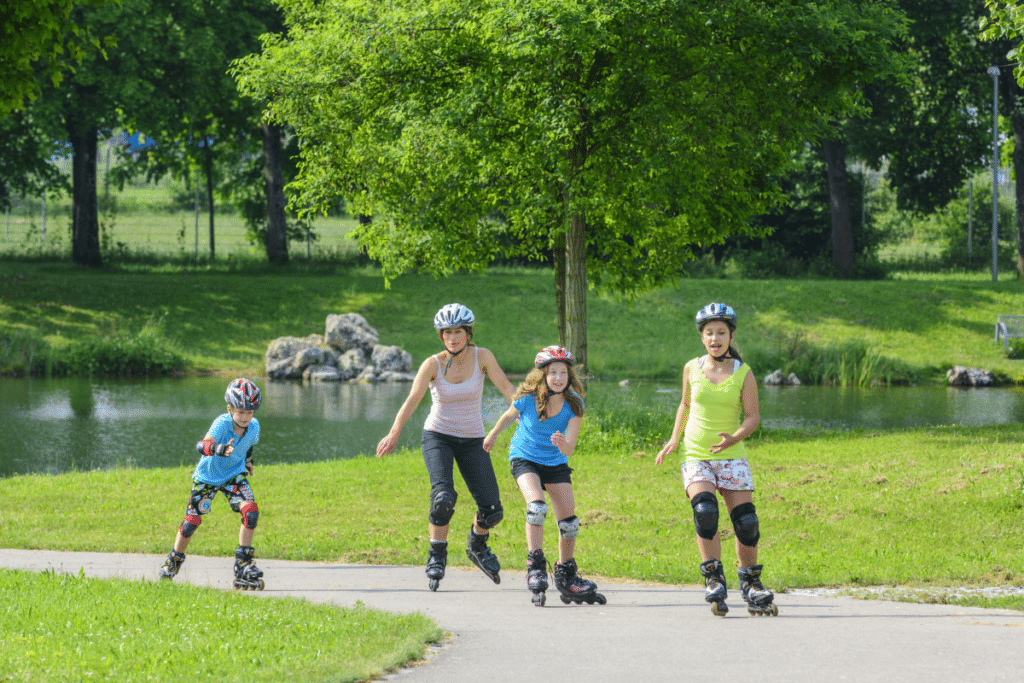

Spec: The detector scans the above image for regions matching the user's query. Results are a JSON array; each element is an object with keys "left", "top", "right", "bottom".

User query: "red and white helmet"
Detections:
[
  {"left": 225, "top": 378, "right": 261, "bottom": 411},
  {"left": 535, "top": 345, "right": 574, "bottom": 368},
  {"left": 434, "top": 303, "right": 475, "bottom": 330}
]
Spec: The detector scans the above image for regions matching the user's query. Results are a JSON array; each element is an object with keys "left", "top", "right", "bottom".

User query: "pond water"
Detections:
[{"left": 1, "top": 376, "right": 1022, "bottom": 478}]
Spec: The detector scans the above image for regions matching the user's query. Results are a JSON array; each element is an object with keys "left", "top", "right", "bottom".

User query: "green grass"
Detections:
[
  {"left": 1, "top": 261, "right": 1023, "bottom": 383},
  {"left": 1, "top": 421, "right": 1021, "bottom": 611},
  {"left": 0, "top": 567, "right": 442, "bottom": 683}
]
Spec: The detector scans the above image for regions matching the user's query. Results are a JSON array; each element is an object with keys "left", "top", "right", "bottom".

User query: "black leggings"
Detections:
[{"left": 421, "top": 430, "right": 503, "bottom": 528}]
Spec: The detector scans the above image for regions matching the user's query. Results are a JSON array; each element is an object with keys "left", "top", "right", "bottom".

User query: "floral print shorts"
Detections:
[{"left": 681, "top": 458, "right": 755, "bottom": 492}]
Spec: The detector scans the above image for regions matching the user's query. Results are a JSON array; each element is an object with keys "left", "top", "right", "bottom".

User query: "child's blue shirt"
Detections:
[
  {"left": 507, "top": 394, "right": 582, "bottom": 467},
  {"left": 192, "top": 413, "right": 260, "bottom": 485}
]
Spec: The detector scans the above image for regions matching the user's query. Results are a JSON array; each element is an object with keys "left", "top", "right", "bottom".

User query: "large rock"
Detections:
[
  {"left": 337, "top": 348, "right": 370, "bottom": 376},
  {"left": 372, "top": 344, "right": 413, "bottom": 374},
  {"left": 325, "top": 313, "right": 378, "bottom": 354},
  {"left": 266, "top": 335, "right": 325, "bottom": 379},
  {"left": 763, "top": 370, "right": 801, "bottom": 386},
  {"left": 947, "top": 366, "right": 994, "bottom": 387},
  {"left": 304, "top": 365, "right": 344, "bottom": 382}
]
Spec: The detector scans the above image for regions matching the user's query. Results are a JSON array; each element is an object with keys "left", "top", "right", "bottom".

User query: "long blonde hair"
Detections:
[{"left": 513, "top": 364, "right": 585, "bottom": 421}]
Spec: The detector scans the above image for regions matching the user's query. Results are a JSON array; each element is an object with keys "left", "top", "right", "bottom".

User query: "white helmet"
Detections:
[
  {"left": 695, "top": 303, "right": 737, "bottom": 331},
  {"left": 434, "top": 303, "right": 475, "bottom": 330}
]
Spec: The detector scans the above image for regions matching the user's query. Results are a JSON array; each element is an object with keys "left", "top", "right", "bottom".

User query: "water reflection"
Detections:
[{"left": 2, "top": 376, "right": 1022, "bottom": 478}]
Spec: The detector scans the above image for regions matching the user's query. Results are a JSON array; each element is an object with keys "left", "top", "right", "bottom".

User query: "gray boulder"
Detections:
[
  {"left": 372, "top": 344, "right": 413, "bottom": 374},
  {"left": 947, "top": 366, "right": 995, "bottom": 387},
  {"left": 325, "top": 313, "right": 378, "bottom": 354},
  {"left": 304, "top": 365, "right": 345, "bottom": 382},
  {"left": 266, "top": 335, "right": 325, "bottom": 379},
  {"left": 763, "top": 370, "right": 801, "bottom": 386}
]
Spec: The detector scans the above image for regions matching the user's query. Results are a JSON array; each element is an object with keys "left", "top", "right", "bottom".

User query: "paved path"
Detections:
[{"left": 2, "top": 549, "right": 1022, "bottom": 682}]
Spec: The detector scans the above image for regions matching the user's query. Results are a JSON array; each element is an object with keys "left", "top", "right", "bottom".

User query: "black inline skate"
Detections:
[
  {"left": 233, "top": 545, "right": 265, "bottom": 591},
  {"left": 738, "top": 564, "right": 778, "bottom": 616},
  {"left": 526, "top": 549, "right": 549, "bottom": 606},
  {"left": 553, "top": 558, "right": 606, "bottom": 605},
  {"left": 699, "top": 558, "right": 729, "bottom": 616},
  {"left": 159, "top": 550, "right": 185, "bottom": 580},
  {"left": 425, "top": 541, "right": 448, "bottom": 591},
  {"left": 465, "top": 527, "right": 501, "bottom": 584}
]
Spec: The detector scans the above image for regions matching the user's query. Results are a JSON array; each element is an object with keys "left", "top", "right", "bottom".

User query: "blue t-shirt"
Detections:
[
  {"left": 507, "top": 394, "right": 582, "bottom": 467},
  {"left": 192, "top": 413, "right": 260, "bottom": 485}
]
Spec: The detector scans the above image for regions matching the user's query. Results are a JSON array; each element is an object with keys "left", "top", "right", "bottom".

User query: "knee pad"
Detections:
[
  {"left": 526, "top": 500, "right": 548, "bottom": 526},
  {"left": 690, "top": 491, "right": 719, "bottom": 540},
  {"left": 476, "top": 504, "right": 504, "bottom": 529},
  {"left": 730, "top": 502, "right": 760, "bottom": 547},
  {"left": 180, "top": 514, "right": 202, "bottom": 538},
  {"left": 557, "top": 515, "right": 579, "bottom": 540},
  {"left": 240, "top": 502, "right": 259, "bottom": 530},
  {"left": 429, "top": 489, "right": 457, "bottom": 526}
]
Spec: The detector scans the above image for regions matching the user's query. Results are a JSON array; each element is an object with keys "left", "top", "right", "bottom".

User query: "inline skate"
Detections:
[
  {"left": 159, "top": 550, "right": 185, "bottom": 580},
  {"left": 233, "top": 545, "right": 265, "bottom": 591},
  {"left": 465, "top": 527, "right": 501, "bottom": 584},
  {"left": 699, "top": 558, "right": 729, "bottom": 616},
  {"left": 526, "top": 549, "right": 549, "bottom": 606},
  {"left": 553, "top": 558, "right": 606, "bottom": 605},
  {"left": 738, "top": 564, "right": 778, "bottom": 616},
  {"left": 425, "top": 541, "right": 448, "bottom": 591}
]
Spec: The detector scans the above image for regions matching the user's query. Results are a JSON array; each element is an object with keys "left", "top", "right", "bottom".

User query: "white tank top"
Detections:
[{"left": 424, "top": 347, "right": 485, "bottom": 437}]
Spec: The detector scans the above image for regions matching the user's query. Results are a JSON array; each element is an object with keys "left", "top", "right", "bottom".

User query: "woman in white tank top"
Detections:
[{"left": 376, "top": 303, "right": 516, "bottom": 590}]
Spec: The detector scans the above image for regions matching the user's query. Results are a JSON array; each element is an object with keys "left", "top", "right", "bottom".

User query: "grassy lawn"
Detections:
[
  {"left": 1, "top": 261, "right": 1023, "bottom": 383},
  {"left": 0, "top": 568, "right": 441, "bottom": 683}
]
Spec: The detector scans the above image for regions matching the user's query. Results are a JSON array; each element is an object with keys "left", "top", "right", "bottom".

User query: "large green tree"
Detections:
[
  {"left": 0, "top": 0, "right": 113, "bottom": 116},
  {"left": 236, "top": 0, "right": 905, "bottom": 373}
]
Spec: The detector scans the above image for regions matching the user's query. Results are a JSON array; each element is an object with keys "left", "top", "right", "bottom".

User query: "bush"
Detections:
[{"left": 1006, "top": 338, "right": 1024, "bottom": 360}]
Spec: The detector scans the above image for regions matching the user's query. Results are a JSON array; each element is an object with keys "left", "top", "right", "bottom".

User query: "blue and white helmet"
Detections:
[
  {"left": 434, "top": 303, "right": 475, "bottom": 330},
  {"left": 695, "top": 303, "right": 737, "bottom": 331},
  {"left": 225, "top": 378, "right": 261, "bottom": 411}
]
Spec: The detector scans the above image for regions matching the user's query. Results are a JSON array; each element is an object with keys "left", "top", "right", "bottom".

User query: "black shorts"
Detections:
[{"left": 510, "top": 458, "right": 573, "bottom": 488}]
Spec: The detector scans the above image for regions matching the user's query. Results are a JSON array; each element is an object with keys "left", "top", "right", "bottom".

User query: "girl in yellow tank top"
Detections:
[{"left": 655, "top": 303, "right": 778, "bottom": 617}]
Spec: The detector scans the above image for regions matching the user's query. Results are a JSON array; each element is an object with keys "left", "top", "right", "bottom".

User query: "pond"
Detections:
[{"left": 2, "top": 376, "right": 1022, "bottom": 477}]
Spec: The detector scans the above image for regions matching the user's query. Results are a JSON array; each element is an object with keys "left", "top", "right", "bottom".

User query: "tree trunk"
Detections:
[
  {"left": 564, "top": 211, "right": 587, "bottom": 378},
  {"left": 823, "top": 135, "right": 854, "bottom": 276},
  {"left": 68, "top": 124, "right": 102, "bottom": 268},
  {"left": 261, "top": 121, "right": 289, "bottom": 265},
  {"left": 1010, "top": 77, "right": 1024, "bottom": 279},
  {"left": 204, "top": 138, "right": 216, "bottom": 259},
  {"left": 554, "top": 224, "right": 567, "bottom": 347}
]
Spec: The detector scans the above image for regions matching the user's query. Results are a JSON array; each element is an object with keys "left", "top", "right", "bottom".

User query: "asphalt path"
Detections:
[{"left": 2, "top": 549, "right": 1022, "bottom": 682}]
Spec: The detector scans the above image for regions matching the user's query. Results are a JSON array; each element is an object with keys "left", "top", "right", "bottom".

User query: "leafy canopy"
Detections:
[{"left": 236, "top": 0, "right": 906, "bottom": 295}]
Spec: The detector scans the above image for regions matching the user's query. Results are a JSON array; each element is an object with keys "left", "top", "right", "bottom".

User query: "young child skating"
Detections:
[
  {"left": 484, "top": 345, "right": 605, "bottom": 607},
  {"left": 159, "top": 378, "right": 265, "bottom": 590},
  {"left": 656, "top": 304, "right": 777, "bottom": 616}
]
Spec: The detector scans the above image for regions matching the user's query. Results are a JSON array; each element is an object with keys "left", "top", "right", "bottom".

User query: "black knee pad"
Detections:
[
  {"left": 730, "top": 502, "right": 760, "bottom": 547},
  {"left": 476, "top": 504, "right": 503, "bottom": 529},
  {"left": 429, "top": 489, "right": 457, "bottom": 526},
  {"left": 690, "top": 491, "right": 719, "bottom": 540}
]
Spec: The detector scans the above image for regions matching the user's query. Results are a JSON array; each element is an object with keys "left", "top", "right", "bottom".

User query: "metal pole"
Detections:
[{"left": 988, "top": 66, "right": 1000, "bottom": 281}]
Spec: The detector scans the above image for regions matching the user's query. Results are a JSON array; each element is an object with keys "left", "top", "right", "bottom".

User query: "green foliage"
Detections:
[
  {"left": 1006, "top": 337, "right": 1024, "bottom": 359},
  {"left": 745, "top": 334, "right": 915, "bottom": 387},
  {"left": 0, "top": 568, "right": 441, "bottom": 682},
  {"left": 235, "top": 0, "right": 908, "bottom": 296}
]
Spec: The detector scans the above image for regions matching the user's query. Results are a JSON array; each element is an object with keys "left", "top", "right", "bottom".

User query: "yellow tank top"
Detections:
[{"left": 683, "top": 356, "right": 750, "bottom": 461}]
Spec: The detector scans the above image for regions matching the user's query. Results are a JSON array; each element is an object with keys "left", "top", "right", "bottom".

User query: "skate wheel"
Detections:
[
  {"left": 428, "top": 578, "right": 440, "bottom": 592},
  {"left": 532, "top": 592, "right": 546, "bottom": 607},
  {"left": 234, "top": 583, "right": 242, "bottom": 590},
  {"left": 594, "top": 593, "right": 607, "bottom": 605},
  {"left": 560, "top": 595, "right": 571, "bottom": 605},
  {"left": 711, "top": 601, "right": 728, "bottom": 617},
  {"left": 768, "top": 603, "right": 778, "bottom": 616},
  {"left": 492, "top": 574, "right": 501, "bottom": 585},
  {"left": 256, "top": 579, "right": 265, "bottom": 591}
]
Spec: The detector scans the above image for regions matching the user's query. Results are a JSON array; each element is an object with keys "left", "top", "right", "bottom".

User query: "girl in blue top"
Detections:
[{"left": 484, "top": 346, "right": 605, "bottom": 606}]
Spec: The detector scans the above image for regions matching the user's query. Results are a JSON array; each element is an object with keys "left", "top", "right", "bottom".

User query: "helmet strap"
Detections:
[{"left": 443, "top": 344, "right": 467, "bottom": 375}]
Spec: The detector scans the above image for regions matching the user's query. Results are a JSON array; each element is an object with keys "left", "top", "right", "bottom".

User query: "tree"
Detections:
[
  {"left": 982, "top": 0, "right": 1024, "bottom": 277},
  {"left": 0, "top": 0, "right": 113, "bottom": 116},
  {"left": 236, "top": 0, "right": 906, "bottom": 373}
]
